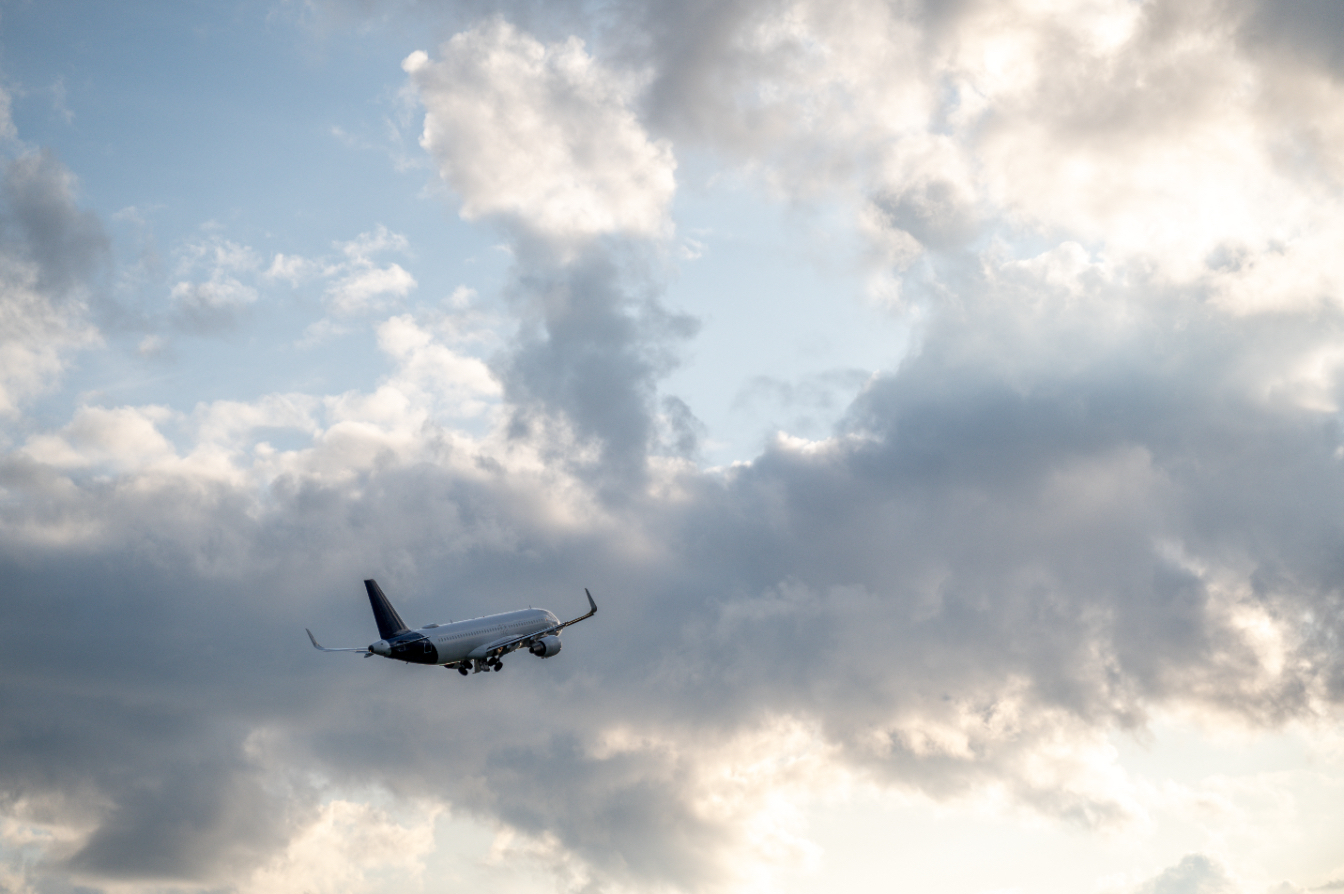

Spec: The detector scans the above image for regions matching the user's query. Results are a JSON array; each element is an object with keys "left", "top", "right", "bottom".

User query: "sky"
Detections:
[{"left": 2, "top": 1, "right": 1344, "bottom": 892}]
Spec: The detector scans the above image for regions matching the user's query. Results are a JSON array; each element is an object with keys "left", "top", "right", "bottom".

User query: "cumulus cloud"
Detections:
[
  {"left": 155, "top": 224, "right": 421, "bottom": 350},
  {"left": 236, "top": 800, "right": 440, "bottom": 894},
  {"left": 405, "top": 19, "right": 676, "bottom": 246},
  {"left": 401, "top": 20, "right": 697, "bottom": 491},
  {"left": 324, "top": 226, "right": 417, "bottom": 315},
  {"left": 21, "top": 404, "right": 177, "bottom": 473},
  {"left": 169, "top": 235, "right": 263, "bottom": 332}
]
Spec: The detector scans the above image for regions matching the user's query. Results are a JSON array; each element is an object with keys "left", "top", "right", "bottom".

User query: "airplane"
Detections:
[{"left": 306, "top": 579, "right": 597, "bottom": 676}]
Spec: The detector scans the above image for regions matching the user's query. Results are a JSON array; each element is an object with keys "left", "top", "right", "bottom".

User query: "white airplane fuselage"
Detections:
[
  {"left": 307, "top": 579, "right": 596, "bottom": 676},
  {"left": 374, "top": 608, "right": 561, "bottom": 666}
]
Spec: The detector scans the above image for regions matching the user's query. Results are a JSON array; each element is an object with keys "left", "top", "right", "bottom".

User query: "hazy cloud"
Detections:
[
  {"left": 1133, "top": 854, "right": 1238, "bottom": 894},
  {"left": 0, "top": 86, "right": 15, "bottom": 143},
  {"left": 0, "top": 150, "right": 104, "bottom": 415}
]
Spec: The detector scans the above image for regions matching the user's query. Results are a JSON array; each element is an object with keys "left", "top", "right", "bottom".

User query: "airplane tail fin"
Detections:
[{"left": 365, "top": 579, "right": 409, "bottom": 639}]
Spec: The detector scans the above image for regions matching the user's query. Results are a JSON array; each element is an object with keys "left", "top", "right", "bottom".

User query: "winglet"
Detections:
[
  {"left": 551, "top": 588, "right": 598, "bottom": 633},
  {"left": 306, "top": 628, "right": 323, "bottom": 650}
]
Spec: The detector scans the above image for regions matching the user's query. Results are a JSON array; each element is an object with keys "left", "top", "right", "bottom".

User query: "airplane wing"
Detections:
[
  {"left": 467, "top": 589, "right": 598, "bottom": 659},
  {"left": 306, "top": 629, "right": 372, "bottom": 653}
]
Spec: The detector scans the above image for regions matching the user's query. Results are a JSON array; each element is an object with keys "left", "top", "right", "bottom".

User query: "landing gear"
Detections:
[{"left": 454, "top": 658, "right": 503, "bottom": 676}]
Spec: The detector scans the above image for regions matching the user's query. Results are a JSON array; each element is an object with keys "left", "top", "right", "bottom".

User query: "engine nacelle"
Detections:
[{"left": 529, "top": 636, "right": 562, "bottom": 658}]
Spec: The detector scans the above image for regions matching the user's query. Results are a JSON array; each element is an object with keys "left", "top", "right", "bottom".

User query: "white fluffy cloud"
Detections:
[
  {"left": 0, "top": 253, "right": 97, "bottom": 416},
  {"left": 405, "top": 20, "right": 676, "bottom": 246},
  {"left": 237, "top": 800, "right": 440, "bottom": 894},
  {"left": 168, "top": 235, "right": 263, "bottom": 332},
  {"left": 21, "top": 404, "right": 176, "bottom": 473},
  {"left": 324, "top": 226, "right": 417, "bottom": 315}
]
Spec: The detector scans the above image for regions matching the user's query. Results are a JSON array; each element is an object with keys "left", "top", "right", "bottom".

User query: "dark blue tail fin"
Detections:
[{"left": 365, "top": 579, "right": 409, "bottom": 639}]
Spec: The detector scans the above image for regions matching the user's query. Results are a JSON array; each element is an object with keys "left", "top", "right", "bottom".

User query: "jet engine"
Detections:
[{"left": 529, "top": 636, "right": 562, "bottom": 658}]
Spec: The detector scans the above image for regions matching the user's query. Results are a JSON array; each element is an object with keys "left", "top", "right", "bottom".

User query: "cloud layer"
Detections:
[{"left": 4, "top": 1, "right": 1344, "bottom": 892}]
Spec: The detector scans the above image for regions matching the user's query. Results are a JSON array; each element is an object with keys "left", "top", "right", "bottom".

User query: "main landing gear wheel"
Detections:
[
  {"left": 492, "top": 662, "right": 503, "bottom": 671},
  {"left": 458, "top": 666, "right": 469, "bottom": 676}
]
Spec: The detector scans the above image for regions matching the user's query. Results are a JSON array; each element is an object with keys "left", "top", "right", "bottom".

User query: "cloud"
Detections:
[
  {"left": 168, "top": 235, "right": 263, "bottom": 333},
  {"left": 236, "top": 799, "right": 440, "bottom": 894},
  {"left": 401, "top": 20, "right": 698, "bottom": 492},
  {"left": 326, "top": 264, "right": 416, "bottom": 315},
  {"left": 157, "top": 225, "right": 420, "bottom": 347},
  {"left": 10, "top": 2, "right": 1344, "bottom": 893},
  {"left": 6, "top": 237, "right": 1344, "bottom": 889},
  {"left": 0, "top": 86, "right": 16, "bottom": 144},
  {"left": 730, "top": 368, "right": 875, "bottom": 442},
  {"left": 405, "top": 19, "right": 677, "bottom": 247},
  {"left": 1237, "top": 0, "right": 1344, "bottom": 77},
  {"left": 0, "top": 150, "right": 105, "bottom": 416},
  {"left": 264, "top": 252, "right": 316, "bottom": 284},
  {"left": 324, "top": 226, "right": 417, "bottom": 315},
  {"left": 20, "top": 405, "right": 176, "bottom": 473},
  {"left": 496, "top": 248, "right": 700, "bottom": 489},
  {"left": 1132, "top": 854, "right": 1239, "bottom": 894},
  {"left": 170, "top": 276, "right": 259, "bottom": 331}
]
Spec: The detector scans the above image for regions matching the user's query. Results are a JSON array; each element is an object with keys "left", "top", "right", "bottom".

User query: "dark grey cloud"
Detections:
[
  {"left": 1238, "top": 0, "right": 1344, "bottom": 75},
  {"left": 631, "top": 0, "right": 793, "bottom": 149},
  {"left": 1, "top": 149, "right": 108, "bottom": 300},
  {"left": 499, "top": 244, "right": 700, "bottom": 492},
  {"left": 0, "top": 149, "right": 107, "bottom": 413}
]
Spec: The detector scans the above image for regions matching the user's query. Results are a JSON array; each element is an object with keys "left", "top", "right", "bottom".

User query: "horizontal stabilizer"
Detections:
[{"left": 306, "top": 629, "right": 371, "bottom": 653}]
